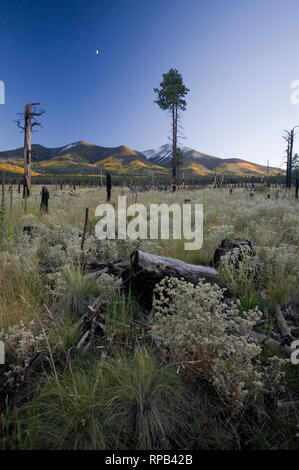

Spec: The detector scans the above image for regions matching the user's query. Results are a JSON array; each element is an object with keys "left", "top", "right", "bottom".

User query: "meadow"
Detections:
[{"left": 0, "top": 183, "right": 298, "bottom": 450}]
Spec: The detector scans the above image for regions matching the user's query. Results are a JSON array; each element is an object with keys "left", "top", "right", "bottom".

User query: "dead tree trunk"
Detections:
[
  {"left": 288, "top": 129, "right": 294, "bottom": 189},
  {"left": 122, "top": 250, "right": 219, "bottom": 305},
  {"left": 1, "top": 171, "right": 5, "bottom": 212},
  {"left": 40, "top": 186, "right": 49, "bottom": 214},
  {"left": 16, "top": 102, "right": 44, "bottom": 198},
  {"left": 23, "top": 104, "right": 31, "bottom": 198},
  {"left": 106, "top": 173, "right": 112, "bottom": 202},
  {"left": 295, "top": 177, "right": 298, "bottom": 199}
]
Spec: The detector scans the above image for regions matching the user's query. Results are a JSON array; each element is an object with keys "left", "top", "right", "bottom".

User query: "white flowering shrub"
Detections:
[
  {"left": 96, "top": 273, "right": 118, "bottom": 301},
  {"left": 152, "top": 277, "right": 263, "bottom": 412},
  {"left": 0, "top": 321, "right": 44, "bottom": 390},
  {"left": 261, "top": 356, "right": 288, "bottom": 396},
  {"left": 219, "top": 245, "right": 262, "bottom": 296}
]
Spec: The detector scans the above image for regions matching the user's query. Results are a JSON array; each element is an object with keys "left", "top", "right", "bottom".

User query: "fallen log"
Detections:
[
  {"left": 277, "top": 400, "right": 299, "bottom": 410},
  {"left": 275, "top": 304, "right": 293, "bottom": 343},
  {"left": 249, "top": 331, "right": 292, "bottom": 357},
  {"left": 83, "top": 261, "right": 127, "bottom": 279},
  {"left": 122, "top": 250, "right": 219, "bottom": 305}
]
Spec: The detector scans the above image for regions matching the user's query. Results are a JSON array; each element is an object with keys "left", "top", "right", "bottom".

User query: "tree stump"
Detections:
[
  {"left": 40, "top": 186, "right": 49, "bottom": 214},
  {"left": 213, "top": 238, "right": 254, "bottom": 268}
]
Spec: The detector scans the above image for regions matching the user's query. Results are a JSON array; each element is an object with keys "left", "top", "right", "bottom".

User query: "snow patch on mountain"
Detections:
[{"left": 59, "top": 141, "right": 83, "bottom": 153}]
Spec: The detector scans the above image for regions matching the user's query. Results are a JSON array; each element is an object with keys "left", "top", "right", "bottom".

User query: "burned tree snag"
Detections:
[
  {"left": 283, "top": 126, "right": 299, "bottom": 189},
  {"left": 40, "top": 186, "right": 49, "bottom": 214},
  {"left": 1, "top": 171, "right": 5, "bottom": 211},
  {"left": 106, "top": 173, "right": 112, "bottom": 202},
  {"left": 16, "top": 103, "right": 45, "bottom": 198}
]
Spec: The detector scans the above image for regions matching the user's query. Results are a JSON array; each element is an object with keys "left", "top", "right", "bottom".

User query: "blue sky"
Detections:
[{"left": 1, "top": 0, "right": 299, "bottom": 168}]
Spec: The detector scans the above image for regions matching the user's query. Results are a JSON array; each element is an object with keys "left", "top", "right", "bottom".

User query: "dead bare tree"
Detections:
[
  {"left": 15, "top": 103, "right": 45, "bottom": 198},
  {"left": 283, "top": 125, "right": 299, "bottom": 188}
]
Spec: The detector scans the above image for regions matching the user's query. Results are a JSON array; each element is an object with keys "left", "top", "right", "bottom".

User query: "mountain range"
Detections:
[{"left": 0, "top": 141, "right": 283, "bottom": 177}]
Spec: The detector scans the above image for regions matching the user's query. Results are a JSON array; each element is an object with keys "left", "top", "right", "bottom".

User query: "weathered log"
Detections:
[
  {"left": 249, "top": 331, "right": 292, "bottom": 357},
  {"left": 83, "top": 261, "right": 128, "bottom": 279},
  {"left": 275, "top": 304, "right": 293, "bottom": 342},
  {"left": 76, "top": 330, "right": 90, "bottom": 349},
  {"left": 277, "top": 400, "right": 299, "bottom": 410},
  {"left": 122, "top": 250, "right": 219, "bottom": 305}
]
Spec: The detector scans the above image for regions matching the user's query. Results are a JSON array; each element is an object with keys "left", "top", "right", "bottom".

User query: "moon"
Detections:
[{"left": 96, "top": 49, "right": 99, "bottom": 55}]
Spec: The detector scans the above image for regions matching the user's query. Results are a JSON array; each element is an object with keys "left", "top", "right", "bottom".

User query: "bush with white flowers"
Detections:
[{"left": 152, "top": 277, "right": 264, "bottom": 411}]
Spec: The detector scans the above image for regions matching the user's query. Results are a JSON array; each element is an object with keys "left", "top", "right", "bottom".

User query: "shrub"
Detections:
[
  {"left": 0, "top": 321, "right": 44, "bottom": 391},
  {"left": 219, "top": 245, "right": 262, "bottom": 296},
  {"left": 258, "top": 244, "right": 299, "bottom": 305},
  {"left": 151, "top": 277, "right": 263, "bottom": 412}
]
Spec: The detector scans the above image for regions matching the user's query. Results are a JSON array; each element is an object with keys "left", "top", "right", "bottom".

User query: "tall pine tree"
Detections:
[{"left": 154, "top": 69, "right": 189, "bottom": 192}]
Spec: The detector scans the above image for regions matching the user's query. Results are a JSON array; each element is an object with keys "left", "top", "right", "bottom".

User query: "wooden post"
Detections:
[
  {"left": 81, "top": 208, "right": 89, "bottom": 252},
  {"left": 9, "top": 184, "right": 13, "bottom": 220}
]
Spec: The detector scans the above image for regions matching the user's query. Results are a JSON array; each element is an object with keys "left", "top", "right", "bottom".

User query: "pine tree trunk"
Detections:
[{"left": 171, "top": 104, "right": 177, "bottom": 192}]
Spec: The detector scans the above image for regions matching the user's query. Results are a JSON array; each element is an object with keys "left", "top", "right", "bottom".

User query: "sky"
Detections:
[{"left": 1, "top": 0, "right": 299, "bottom": 168}]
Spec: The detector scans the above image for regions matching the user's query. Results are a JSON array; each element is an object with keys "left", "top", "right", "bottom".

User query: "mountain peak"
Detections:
[{"left": 0, "top": 141, "right": 284, "bottom": 177}]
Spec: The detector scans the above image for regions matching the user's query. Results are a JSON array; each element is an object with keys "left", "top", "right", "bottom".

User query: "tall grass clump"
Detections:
[
  {"left": 258, "top": 244, "right": 299, "bottom": 306},
  {"left": 0, "top": 251, "right": 43, "bottom": 329},
  {"left": 19, "top": 347, "right": 184, "bottom": 450},
  {"left": 26, "top": 360, "right": 109, "bottom": 450},
  {"left": 60, "top": 266, "right": 100, "bottom": 316},
  {"left": 101, "top": 347, "right": 185, "bottom": 449}
]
